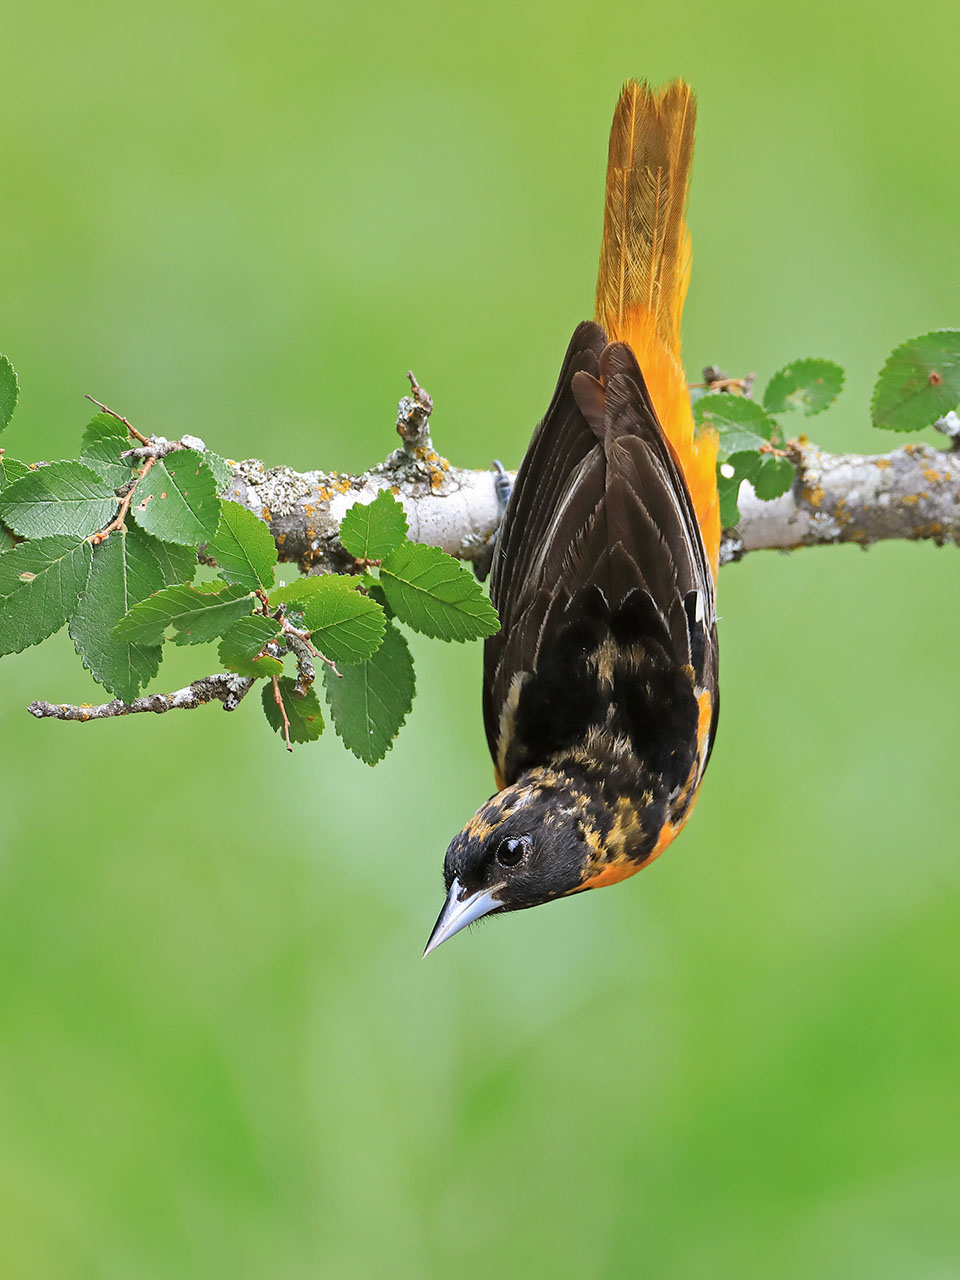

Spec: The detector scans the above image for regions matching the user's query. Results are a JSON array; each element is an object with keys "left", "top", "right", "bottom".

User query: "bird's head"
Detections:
[{"left": 424, "top": 771, "right": 604, "bottom": 956}]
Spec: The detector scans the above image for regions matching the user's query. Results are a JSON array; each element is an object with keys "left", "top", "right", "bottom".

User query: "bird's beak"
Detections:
[{"left": 422, "top": 877, "right": 504, "bottom": 957}]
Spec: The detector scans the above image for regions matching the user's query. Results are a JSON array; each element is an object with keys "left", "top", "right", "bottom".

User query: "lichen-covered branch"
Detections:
[
  {"left": 720, "top": 438, "right": 960, "bottom": 565},
  {"left": 28, "top": 673, "right": 255, "bottom": 721},
  {"left": 225, "top": 392, "right": 960, "bottom": 573}
]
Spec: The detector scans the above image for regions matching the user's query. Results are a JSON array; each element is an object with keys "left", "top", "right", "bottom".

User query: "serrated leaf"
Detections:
[
  {"left": 379, "top": 542, "right": 500, "bottom": 641},
  {"left": 0, "top": 355, "right": 18, "bottom": 432},
  {"left": 0, "top": 461, "right": 118, "bottom": 538},
  {"left": 80, "top": 414, "right": 135, "bottom": 487},
  {"left": 207, "top": 501, "right": 277, "bottom": 590},
  {"left": 0, "top": 537, "right": 92, "bottom": 656},
  {"left": 763, "top": 359, "right": 844, "bottom": 416},
  {"left": 694, "top": 394, "right": 778, "bottom": 461},
  {"left": 262, "top": 677, "right": 324, "bottom": 746},
  {"left": 322, "top": 621, "right": 415, "bottom": 764},
  {"left": 753, "top": 454, "right": 795, "bottom": 501},
  {"left": 113, "top": 582, "right": 254, "bottom": 646},
  {"left": 272, "top": 575, "right": 385, "bottom": 664},
  {"left": 130, "top": 448, "right": 220, "bottom": 545},
  {"left": 871, "top": 330, "right": 960, "bottom": 431},
  {"left": 204, "top": 452, "right": 235, "bottom": 493},
  {"left": 0, "top": 457, "right": 30, "bottom": 489},
  {"left": 339, "top": 490, "right": 409, "bottom": 560},
  {"left": 69, "top": 526, "right": 165, "bottom": 700},
  {"left": 134, "top": 528, "right": 197, "bottom": 585},
  {"left": 218, "top": 614, "right": 283, "bottom": 677}
]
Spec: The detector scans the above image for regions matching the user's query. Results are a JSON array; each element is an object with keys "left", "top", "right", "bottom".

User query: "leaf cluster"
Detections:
[{"left": 0, "top": 368, "right": 499, "bottom": 763}]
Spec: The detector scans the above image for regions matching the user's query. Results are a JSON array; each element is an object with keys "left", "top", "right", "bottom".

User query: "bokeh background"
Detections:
[{"left": 2, "top": 0, "right": 959, "bottom": 1275}]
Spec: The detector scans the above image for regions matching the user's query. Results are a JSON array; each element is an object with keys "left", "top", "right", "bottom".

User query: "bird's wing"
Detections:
[{"left": 483, "top": 326, "right": 718, "bottom": 783}]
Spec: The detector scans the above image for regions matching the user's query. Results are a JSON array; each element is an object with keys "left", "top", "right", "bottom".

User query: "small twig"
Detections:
[
  {"left": 396, "top": 371, "right": 434, "bottom": 447},
  {"left": 120, "top": 433, "right": 205, "bottom": 461},
  {"left": 689, "top": 367, "right": 756, "bottom": 396},
  {"left": 282, "top": 618, "right": 340, "bottom": 680},
  {"left": 90, "top": 457, "right": 156, "bottom": 545},
  {"left": 28, "top": 673, "right": 255, "bottom": 721},
  {"left": 271, "top": 675, "right": 293, "bottom": 751},
  {"left": 284, "top": 632, "right": 317, "bottom": 696},
  {"left": 84, "top": 395, "right": 150, "bottom": 446}
]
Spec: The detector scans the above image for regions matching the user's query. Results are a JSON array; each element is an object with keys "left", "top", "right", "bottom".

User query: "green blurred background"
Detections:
[{"left": 2, "top": 0, "right": 959, "bottom": 1275}]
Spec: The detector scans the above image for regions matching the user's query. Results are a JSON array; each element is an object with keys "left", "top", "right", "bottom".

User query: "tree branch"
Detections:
[
  {"left": 225, "top": 410, "right": 960, "bottom": 573},
  {"left": 720, "top": 437, "right": 960, "bottom": 564},
  {"left": 28, "top": 673, "right": 255, "bottom": 721}
]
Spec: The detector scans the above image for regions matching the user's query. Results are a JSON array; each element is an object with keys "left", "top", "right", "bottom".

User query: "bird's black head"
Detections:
[{"left": 424, "top": 772, "right": 596, "bottom": 955}]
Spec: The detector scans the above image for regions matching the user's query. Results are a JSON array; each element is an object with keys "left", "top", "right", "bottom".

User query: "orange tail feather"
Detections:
[{"left": 594, "top": 79, "right": 719, "bottom": 577}]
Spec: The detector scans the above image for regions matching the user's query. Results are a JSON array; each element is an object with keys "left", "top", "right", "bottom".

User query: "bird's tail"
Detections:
[{"left": 594, "top": 79, "right": 719, "bottom": 577}]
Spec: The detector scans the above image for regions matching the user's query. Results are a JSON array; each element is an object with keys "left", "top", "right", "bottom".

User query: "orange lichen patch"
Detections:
[
  {"left": 834, "top": 498, "right": 851, "bottom": 526},
  {"left": 901, "top": 494, "right": 920, "bottom": 505},
  {"left": 390, "top": 485, "right": 400, "bottom": 495},
  {"left": 802, "top": 484, "right": 825, "bottom": 508},
  {"left": 903, "top": 443, "right": 920, "bottom": 456},
  {"left": 333, "top": 477, "right": 351, "bottom": 494},
  {"left": 262, "top": 506, "right": 272, "bottom": 521},
  {"left": 923, "top": 468, "right": 942, "bottom": 484},
  {"left": 912, "top": 521, "right": 944, "bottom": 539},
  {"left": 875, "top": 458, "right": 891, "bottom": 470},
  {"left": 277, "top": 533, "right": 286, "bottom": 545}
]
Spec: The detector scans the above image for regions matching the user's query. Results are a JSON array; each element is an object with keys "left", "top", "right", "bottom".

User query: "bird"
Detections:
[{"left": 424, "top": 79, "right": 721, "bottom": 956}]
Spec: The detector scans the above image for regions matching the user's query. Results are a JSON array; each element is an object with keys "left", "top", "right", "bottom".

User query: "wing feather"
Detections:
[{"left": 483, "top": 327, "right": 718, "bottom": 774}]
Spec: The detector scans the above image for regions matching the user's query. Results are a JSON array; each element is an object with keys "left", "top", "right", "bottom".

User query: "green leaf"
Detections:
[
  {"left": 113, "top": 582, "right": 253, "bottom": 647},
  {"left": 262, "top": 677, "right": 324, "bottom": 746},
  {"left": 322, "top": 622, "right": 415, "bottom": 764},
  {"left": 763, "top": 359, "right": 845, "bottom": 416},
  {"left": 129, "top": 448, "right": 220, "bottom": 545},
  {"left": 718, "top": 451, "right": 795, "bottom": 527},
  {"left": 69, "top": 526, "right": 165, "bottom": 700},
  {"left": 339, "top": 490, "right": 409, "bottom": 560},
  {"left": 80, "top": 414, "right": 134, "bottom": 487},
  {"left": 360, "top": 572, "right": 394, "bottom": 619},
  {"left": 218, "top": 614, "right": 283, "bottom": 678},
  {"left": 0, "top": 461, "right": 117, "bottom": 538},
  {"left": 753, "top": 454, "right": 795, "bottom": 501},
  {"left": 694, "top": 394, "right": 777, "bottom": 460},
  {"left": 0, "top": 355, "right": 18, "bottom": 432},
  {"left": 0, "top": 537, "right": 92, "bottom": 656},
  {"left": 207, "top": 501, "right": 277, "bottom": 590},
  {"left": 134, "top": 529, "right": 197, "bottom": 585},
  {"left": 871, "top": 330, "right": 960, "bottom": 431},
  {"left": 379, "top": 542, "right": 500, "bottom": 641},
  {"left": 0, "top": 457, "right": 30, "bottom": 489},
  {"left": 272, "top": 575, "right": 385, "bottom": 664},
  {"left": 204, "top": 452, "right": 235, "bottom": 493}
]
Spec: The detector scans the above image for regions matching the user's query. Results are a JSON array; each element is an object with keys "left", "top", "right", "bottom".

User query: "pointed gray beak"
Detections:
[{"left": 422, "top": 877, "right": 505, "bottom": 957}]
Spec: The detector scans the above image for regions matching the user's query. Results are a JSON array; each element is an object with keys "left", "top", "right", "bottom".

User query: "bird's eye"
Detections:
[{"left": 495, "top": 836, "right": 528, "bottom": 867}]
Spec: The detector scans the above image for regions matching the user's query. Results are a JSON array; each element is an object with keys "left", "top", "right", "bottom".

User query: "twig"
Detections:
[
  {"left": 28, "top": 674, "right": 255, "bottom": 721},
  {"left": 90, "top": 457, "right": 156, "bottom": 545},
  {"left": 271, "top": 675, "right": 293, "bottom": 751},
  {"left": 84, "top": 395, "right": 150, "bottom": 446},
  {"left": 283, "top": 631, "right": 319, "bottom": 696}
]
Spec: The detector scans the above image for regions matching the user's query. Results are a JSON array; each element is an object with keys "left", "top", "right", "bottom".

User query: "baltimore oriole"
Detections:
[{"left": 425, "top": 79, "right": 721, "bottom": 955}]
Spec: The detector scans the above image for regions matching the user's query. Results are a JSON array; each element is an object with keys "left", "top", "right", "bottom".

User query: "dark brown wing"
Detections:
[{"left": 483, "top": 324, "right": 718, "bottom": 784}]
